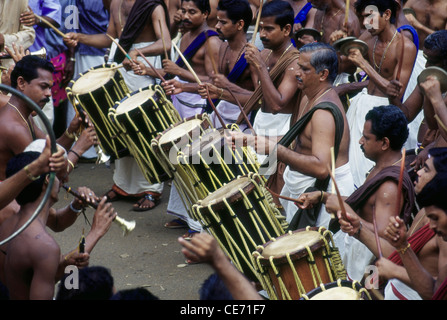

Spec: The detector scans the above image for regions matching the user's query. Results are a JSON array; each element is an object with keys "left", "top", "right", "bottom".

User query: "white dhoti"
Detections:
[
  {"left": 166, "top": 183, "right": 202, "bottom": 232},
  {"left": 347, "top": 89, "right": 389, "bottom": 188},
  {"left": 110, "top": 41, "right": 164, "bottom": 195},
  {"left": 403, "top": 50, "right": 426, "bottom": 151},
  {"left": 33, "top": 99, "right": 54, "bottom": 134},
  {"left": 280, "top": 162, "right": 355, "bottom": 228},
  {"left": 209, "top": 99, "right": 250, "bottom": 132},
  {"left": 333, "top": 231, "right": 375, "bottom": 282},
  {"left": 253, "top": 110, "right": 292, "bottom": 168},
  {"left": 171, "top": 77, "right": 206, "bottom": 120},
  {"left": 384, "top": 278, "right": 422, "bottom": 300}
]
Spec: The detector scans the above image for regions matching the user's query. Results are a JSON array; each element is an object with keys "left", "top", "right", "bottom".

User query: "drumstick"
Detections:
[
  {"left": 35, "top": 14, "right": 66, "bottom": 38},
  {"left": 251, "top": 1, "right": 263, "bottom": 45},
  {"left": 171, "top": 42, "right": 226, "bottom": 128},
  {"left": 372, "top": 205, "right": 383, "bottom": 258},
  {"left": 105, "top": 33, "right": 134, "bottom": 62},
  {"left": 158, "top": 20, "right": 169, "bottom": 60},
  {"left": 395, "top": 148, "right": 406, "bottom": 217},
  {"left": 326, "top": 164, "right": 347, "bottom": 221},
  {"left": 330, "top": 146, "right": 336, "bottom": 194},
  {"left": 265, "top": 186, "right": 301, "bottom": 203},
  {"left": 226, "top": 87, "right": 256, "bottom": 134},
  {"left": 171, "top": 42, "right": 202, "bottom": 84},
  {"left": 344, "top": 0, "right": 350, "bottom": 29},
  {"left": 133, "top": 47, "right": 166, "bottom": 82}
]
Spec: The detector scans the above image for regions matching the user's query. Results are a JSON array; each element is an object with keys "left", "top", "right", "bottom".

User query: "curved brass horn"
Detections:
[{"left": 0, "top": 47, "right": 47, "bottom": 60}]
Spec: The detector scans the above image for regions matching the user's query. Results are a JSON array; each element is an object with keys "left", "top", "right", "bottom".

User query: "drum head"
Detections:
[
  {"left": 158, "top": 118, "right": 204, "bottom": 146},
  {"left": 309, "top": 286, "right": 361, "bottom": 300},
  {"left": 72, "top": 68, "right": 117, "bottom": 94},
  {"left": 261, "top": 230, "right": 323, "bottom": 258},
  {"left": 182, "top": 128, "right": 224, "bottom": 158},
  {"left": 115, "top": 88, "right": 157, "bottom": 114},
  {"left": 199, "top": 176, "right": 253, "bottom": 207}
]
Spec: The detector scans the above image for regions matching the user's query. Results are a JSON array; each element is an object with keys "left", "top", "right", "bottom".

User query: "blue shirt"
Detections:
[
  {"left": 28, "top": 0, "right": 62, "bottom": 52},
  {"left": 76, "top": 0, "right": 109, "bottom": 56}
]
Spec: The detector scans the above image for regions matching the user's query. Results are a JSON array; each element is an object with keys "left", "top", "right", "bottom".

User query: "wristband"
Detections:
[
  {"left": 24, "top": 164, "right": 41, "bottom": 181},
  {"left": 69, "top": 149, "right": 80, "bottom": 159},
  {"left": 319, "top": 190, "right": 324, "bottom": 203},
  {"left": 69, "top": 202, "right": 83, "bottom": 216},
  {"left": 397, "top": 242, "right": 411, "bottom": 255}
]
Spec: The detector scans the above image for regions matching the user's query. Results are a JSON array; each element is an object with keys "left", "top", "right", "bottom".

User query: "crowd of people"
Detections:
[{"left": 0, "top": 0, "right": 447, "bottom": 301}]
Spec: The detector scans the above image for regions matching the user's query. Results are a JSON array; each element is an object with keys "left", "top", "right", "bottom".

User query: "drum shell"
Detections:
[
  {"left": 193, "top": 174, "right": 285, "bottom": 283},
  {"left": 109, "top": 86, "right": 181, "bottom": 183},
  {"left": 255, "top": 228, "right": 340, "bottom": 300},
  {"left": 178, "top": 128, "right": 260, "bottom": 195},
  {"left": 66, "top": 64, "right": 130, "bottom": 159}
]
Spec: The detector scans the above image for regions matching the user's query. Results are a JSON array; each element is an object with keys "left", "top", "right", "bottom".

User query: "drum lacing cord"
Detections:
[
  {"left": 320, "top": 228, "right": 347, "bottom": 280},
  {"left": 177, "top": 152, "right": 211, "bottom": 200},
  {"left": 196, "top": 200, "right": 259, "bottom": 280},
  {"left": 250, "top": 173, "right": 287, "bottom": 234},
  {"left": 352, "top": 280, "right": 372, "bottom": 300}
]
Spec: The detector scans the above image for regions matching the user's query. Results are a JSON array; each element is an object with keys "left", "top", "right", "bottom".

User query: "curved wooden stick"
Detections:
[
  {"left": 105, "top": 33, "right": 133, "bottom": 62},
  {"left": 35, "top": 14, "right": 66, "bottom": 38},
  {"left": 158, "top": 20, "right": 169, "bottom": 60},
  {"left": 251, "top": 1, "right": 263, "bottom": 45},
  {"left": 395, "top": 148, "right": 406, "bottom": 216},
  {"left": 133, "top": 47, "right": 166, "bottom": 82},
  {"left": 372, "top": 205, "right": 383, "bottom": 258},
  {"left": 326, "top": 164, "right": 347, "bottom": 221}
]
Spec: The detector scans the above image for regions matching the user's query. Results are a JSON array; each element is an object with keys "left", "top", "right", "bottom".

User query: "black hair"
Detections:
[
  {"left": 365, "top": 105, "right": 409, "bottom": 150},
  {"left": 181, "top": 0, "right": 211, "bottom": 14},
  {"left": 424, "top": 30, "right": 447, "bottom": 69},
  {"left": 299, "top": 42, "right": 339, "bottom": 83},
  {"left": 261, "top": 0, "right": 294, "bottom": 30},
  {"left": 199, "top": 273, "right": 234, "bottom": 300},
  {"left": 217, "top": 0, "right": 252, "bottom": 33},
  {"left": 56, "top": 266, "right": 115, "bottom": 300},
  {"left": 429, "top": 147, "right": 447, "bottom": 173},
  {"left": 5, "top": 151, "right": 47, "bottom": 206},
  {"left": 354, "top": 0, "right": 397, "bottom": 24},
  {"left": 10, "top": 55, "right": 54, "bottom": 89},
  {"left": 416, "top": 172, "right": 447, "bottom": 213}
]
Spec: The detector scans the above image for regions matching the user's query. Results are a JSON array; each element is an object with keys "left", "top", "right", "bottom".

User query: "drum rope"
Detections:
[{"left": 321, "top": 228, "right": 347, "bottom": 280}]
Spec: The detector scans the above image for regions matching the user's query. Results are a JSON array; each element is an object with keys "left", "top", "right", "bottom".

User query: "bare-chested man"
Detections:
[
  {"left": 1, "top": 150, "right": 116, "bottom": 300},
  {"left": 285, "top": 0, "right": 317, "bottom": 33},
  {"left": 228, "top": 42, "right": 353, "bottom": 230},
  {"left": 403, "top": 0, "right": 447, "bottom": 50},
  {"left": 342, "top": 0, "right": 417, "bottom": 188},
  {"left": 0, "top": 56, "right": 95, "bottom": 180},
  {"left": 160, "top": 0, "right": 222, "bottom": 119},
  {"left": 309, "top": 0, "right": 361, "bottom": 44},
  {"left": 66, "top": 0, "right": 172, "bottom": 212}
]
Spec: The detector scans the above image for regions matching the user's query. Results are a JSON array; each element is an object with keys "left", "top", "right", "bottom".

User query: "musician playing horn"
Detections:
[{"left": 0, "top": 147, "right": 116, "bottom": 300}]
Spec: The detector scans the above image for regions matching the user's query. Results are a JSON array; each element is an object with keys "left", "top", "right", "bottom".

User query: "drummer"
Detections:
[
  {"left": 65, "top": 0, "right": 173, "bottom": 212},
  {"left": 340, "top": 0, "right": 417, "bottom": 189},
  {"left": 386, "top": 30, "right": 447, "bottom": 170}
]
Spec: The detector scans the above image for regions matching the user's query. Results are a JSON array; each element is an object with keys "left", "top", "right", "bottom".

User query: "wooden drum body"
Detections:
[
  {"left": 66, "top": 64, "right": 130, "bottom": 159},
  {"left": 253, "top": 227, "right": 347, "bottom": 300},
  {"left": 176, "top": 127, "right": 261, "bottom": 199},
  {"left": 108, "top": 85, "right": 181, "bottom": 184},
  {"left": 192, "top": 173, "right": 286, "bottom": 282}
]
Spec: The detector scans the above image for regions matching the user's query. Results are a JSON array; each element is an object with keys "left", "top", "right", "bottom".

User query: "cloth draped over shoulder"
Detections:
[
  {"left": 387, "top": 223, "right": 435, "bottom": 265},
  {"left": 432, "top": 278, "right": 447, "bottom": 300},
  {"left": 236, "top": 48, "right": 300, "bottom": 125},
  {"left": 114, "top": 0, "right": 170, "bottom": 63},
  {"left": 281, "top": 101, "right": 345, "bottom": 231},
  {"left": 294, "top": 2, "right": 313, "bottom": 25},
  {"left": 345, "top": 166, "right": 416, "bottom": 226},
  {"left": 175, "top": 30, "right": 219, "bottom": 67}
]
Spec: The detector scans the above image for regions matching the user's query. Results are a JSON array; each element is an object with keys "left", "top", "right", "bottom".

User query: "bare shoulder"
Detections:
[{"left": 375, "top": 179, "right": 399, "bottom": 196}]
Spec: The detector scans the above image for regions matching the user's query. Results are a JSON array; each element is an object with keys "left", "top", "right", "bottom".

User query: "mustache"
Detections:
[
  {"left": 260, "top": 37, "right": 269, "bottom": 43},
  {"left": 41, "top": 97, "right": 50, "bottom": 104},
  {"left": 182, "top": 19, "right": 192, "bottom": 24}
]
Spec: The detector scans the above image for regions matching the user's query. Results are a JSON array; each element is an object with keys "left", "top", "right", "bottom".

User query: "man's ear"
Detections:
[
  {"left": 283, "top": 23, "right": 292, "bottom": 37},
  {"left": 16, "top": 76, "right": 27, "bottom": 91},
  {"left": 381, "top": 137, "right": 391, "bottom": 150},
  {"left": 319, "top": 69, "right": 329, "bottom": 82}
]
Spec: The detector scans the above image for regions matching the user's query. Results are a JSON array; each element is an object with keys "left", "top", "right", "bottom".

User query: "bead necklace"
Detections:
[
  {"left": 373, "top": 30, "right": 398, "bottom": 75},
  {"left": 221, "top": 43, "right": 246, "bottom": 73}
]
